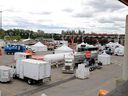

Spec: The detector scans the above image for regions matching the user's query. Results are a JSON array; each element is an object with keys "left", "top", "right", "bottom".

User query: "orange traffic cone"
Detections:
[{"left": 98, "top": 89, "right": 108, "bottom": 96}]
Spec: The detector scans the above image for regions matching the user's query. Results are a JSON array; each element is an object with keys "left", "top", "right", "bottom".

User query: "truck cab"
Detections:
[{"left": 62, "top": 54, "right": 75, "bottom": 73}]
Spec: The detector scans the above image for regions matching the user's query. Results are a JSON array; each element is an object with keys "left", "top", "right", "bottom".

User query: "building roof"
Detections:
[{"left": 119, "top": 0, "right": 128, "bottom": 6}]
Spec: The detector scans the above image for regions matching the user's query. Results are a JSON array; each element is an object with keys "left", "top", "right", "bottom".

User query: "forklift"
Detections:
[{"left": 84, "top": 51, "right": 103, "bottom": 72}]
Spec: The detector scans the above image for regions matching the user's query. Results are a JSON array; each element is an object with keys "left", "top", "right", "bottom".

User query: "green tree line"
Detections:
[{"left": 0, "top": 29, "right": 62, "bottom": 40}]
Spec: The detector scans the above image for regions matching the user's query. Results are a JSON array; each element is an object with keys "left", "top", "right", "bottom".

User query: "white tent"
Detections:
[
  {"left": 31, "top": 42, "right": 47, "bottom": 52},
  {"left": 0, "top": 39, "right": 5, "bottom": 47},
  {"left": 55, "top": 44, "right": 73, "bottom": 54}
]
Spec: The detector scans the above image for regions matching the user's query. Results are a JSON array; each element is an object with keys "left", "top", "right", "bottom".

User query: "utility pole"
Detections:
[
  {"left": 118, "top": 0, "right": 128, "bottom": 81},
  {"left": 0, "top": 11, "right": 2, "bottom": 30},
  {"left": 122, "top": 15, "right": 128, "bottom": 80}
]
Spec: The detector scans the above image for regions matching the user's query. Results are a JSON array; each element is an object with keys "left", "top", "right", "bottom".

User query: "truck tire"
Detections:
[
  {"left": 89, "top": 67, "right": 94, "bottom": 71},
  {"left": 27, "top": 79, "right": 33, "bottom": 85}
]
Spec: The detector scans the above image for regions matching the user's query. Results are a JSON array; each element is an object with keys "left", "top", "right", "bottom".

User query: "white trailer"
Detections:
[
  {"left": 14, "top": 52, "right": 32, "bottom": 60},
  {"left": 0, "top": 66, "right": 13, "bottom": 82},
  {"left": 14, "top": 59, "right": 51, "bottom": 84},
  {"left": 43, "top": 53, "right": 71, "bottom": 67}
]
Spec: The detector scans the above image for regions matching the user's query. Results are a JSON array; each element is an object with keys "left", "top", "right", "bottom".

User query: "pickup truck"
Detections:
[{"left": 4, "top": 44, "right": 27, "bottom": 55}]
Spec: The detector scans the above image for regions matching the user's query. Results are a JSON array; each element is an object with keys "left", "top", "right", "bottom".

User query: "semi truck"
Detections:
[
  {"left": 13, "top": 59, "right": 51, "bottom": 85},
  {"left": 62, "top": 52, "right": 85, "bottom": 73}
]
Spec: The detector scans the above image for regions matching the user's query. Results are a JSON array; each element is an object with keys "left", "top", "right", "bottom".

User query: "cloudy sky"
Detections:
[{"left": 1, "top": 0, "right": 128, "bottom": 33}]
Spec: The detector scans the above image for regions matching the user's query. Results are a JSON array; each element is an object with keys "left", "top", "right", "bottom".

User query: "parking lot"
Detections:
[{"left": 0, "top": 50, "right": 123, "bottom": 96}]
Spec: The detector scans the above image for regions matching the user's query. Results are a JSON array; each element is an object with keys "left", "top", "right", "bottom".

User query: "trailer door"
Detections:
[
  {"left": 39, "top": 64, "right": 45, "bottom": 80},
  {"left": 19, "top": 64, "right": 24, "bottom": 79}
]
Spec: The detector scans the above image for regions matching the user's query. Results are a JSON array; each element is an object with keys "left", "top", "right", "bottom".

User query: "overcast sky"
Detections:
[{"left": 1, "top": 0, "right": 128, "bottom": 33}]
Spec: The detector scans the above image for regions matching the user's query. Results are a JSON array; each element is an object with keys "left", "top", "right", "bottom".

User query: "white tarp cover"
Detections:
[
  {"left": 76, "top": 42, "right": 94, "bottom": 50},
  {"left": 31, "top": 42, "right": 47, "bottom": 52},
  {"left": 106, "top": 42, "right": 122, "bottom": 49},
  {"left": 106, "top": 42, "right": 124, "bottom": 53},
  {"left": 55, "top": 44, "right": 73, "bottom": 54},
  {"left": 98, "top": 51, "right": 111, "bottom": 65},
  {"left": 114, "top": 46, "right": 124, "bottom": 56}
]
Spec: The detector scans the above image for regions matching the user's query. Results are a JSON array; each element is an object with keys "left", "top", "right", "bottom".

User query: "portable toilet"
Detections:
[
  {"left": 0, "top": 66, "right": 13, "bottom": 82},
  {"left": 98, "top": 51, "right": 111, "bottom": 65},
  {"left": 75, "top": 64, "right": 90, "bottom": 79}
]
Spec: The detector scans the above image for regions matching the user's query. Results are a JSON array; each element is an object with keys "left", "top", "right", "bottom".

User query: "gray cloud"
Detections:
[
  {"left": 114, "top": 22, "right": 125, "bottom": 28},
  {"left": 73, "top": 12, "right": 93, "bottom": 18},
  {"left": 98, "top": 18, "right": 114, "bottom": 23},
  {"left": 4, "top": 9, "right": 18, "bottom": 12},
  {"left": 37, "top": 19, "right": 52, "bottom": 22},
  {"left": 98, "top": 16, "right": 125, "bottom": 24},
  {"left": 113, "top": 17, "right": 125, "bottom": 22},
  {"left": 42, "top": 12, "right": 52, "bottom": 15},
  {"left": 83, "top": 0, "right": 124, "bottom": 12},
  {"left": 62, "top": 8, "right": 74, "bottom": 13},
  {"left": 30, "top": 11, "right": 52, "bottom": 15},
  {"left": 3, "top": 17, "right": 68, "bottom": 30}
]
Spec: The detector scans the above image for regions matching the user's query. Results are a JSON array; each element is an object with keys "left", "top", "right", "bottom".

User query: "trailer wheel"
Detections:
[
  {"left": 13, "top": 74, "right": 17, "bottom": 79},
  {"left": 27, "top": 79, "right": 33, "bottom": 85}
]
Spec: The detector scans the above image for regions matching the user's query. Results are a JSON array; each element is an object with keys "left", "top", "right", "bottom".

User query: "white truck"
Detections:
[
  {"left": 14, "top": 59, "right": 51, "bottom": 85},
  {"left": 14, "top": 52, "right": 32, "bottom": 61},
  {"left": 62, "top": 52, "right": 85, "bottom": 73},
  {"left": 0, "top": 66, "right": 13, "bottom": 83}
]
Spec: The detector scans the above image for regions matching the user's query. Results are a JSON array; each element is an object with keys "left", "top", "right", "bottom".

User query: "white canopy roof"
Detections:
[
  {"left": 33, "top": 42, "right": 46, "bottom": 47},
  {"left": 56, "top": 44, "right": 73, "bottom": 51},
  {"left": 32, "top": 42, "right": 47, "bottom": 52},
  {"left": 55, "top": 44, "right": 73, "bottom": 53}
]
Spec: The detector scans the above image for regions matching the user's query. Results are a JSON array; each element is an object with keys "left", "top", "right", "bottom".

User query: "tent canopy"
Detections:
[
  {"left": 55, "top": 44, "right": 73, "bottom": 53},
  {"left": 32, "top": 42, "right": 47, "bottom": 52},
  {"left": 33, "top": 42, "right": 46, "bottom": 47}
]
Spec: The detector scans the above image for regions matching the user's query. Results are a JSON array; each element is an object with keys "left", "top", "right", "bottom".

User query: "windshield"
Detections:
[{"left": 65, "top": 60, "right": 72, "bottom": 63}]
